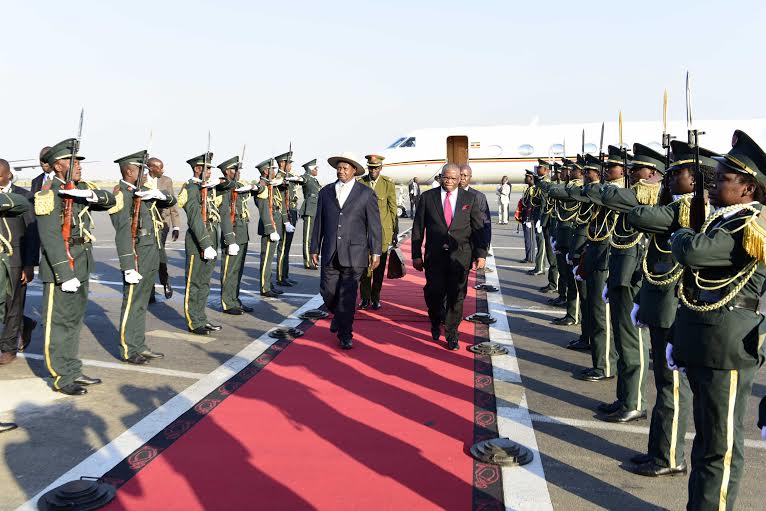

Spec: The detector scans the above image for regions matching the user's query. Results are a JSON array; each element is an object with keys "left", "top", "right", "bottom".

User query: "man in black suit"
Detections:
[
  {"left": 459, "top": 164, "right": 492, "bottom": 247},
  {"left": 0, "top": 160, "right": 37, "bottom": 364},
  {"left": 408, "top": 177, "right": 421, "bottom": 218},
  {"left": 310, "top": 153, "right": 382, "bottom": 349},
  {"left": 30, "top": 146, "right": 53, "bottom": 195},
  {"left": 412, "top": 163, "right": 488, "bottom": 350}
]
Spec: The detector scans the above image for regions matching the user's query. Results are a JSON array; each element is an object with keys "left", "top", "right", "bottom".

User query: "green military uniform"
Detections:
[
  {"left": 254, "top": 158, "right": 285, "bottom": 296},
  {"left": 358, "top": 155, "right": 398, "bottom": 307},
  {"left": 109, "top": 151, "right": 177, "bottom": 361},
  {"left": 179, "top": 153, "right": 223, "bottom": 332},
  {"left": 532, "top": 163, "right": 559, "bottom": 289},
  {"left": 670, "top": 130, "right": 766, "bottom": 511},
  {"left": 550, "top": 164, "right": 566, "bottom": 300},
  {"left": 36, "top": 139, "right": 116, "bottom": 391},
  {"left": 568, "top": 164, "right": 594, "bottom": 349},
  {"left": 217, "top": 156, "right": 252, "bottom": 313},
  {"left": 293, "top": 159, "right": 321, "bottom": 269},
  {"left": 275, "top": 151, "right": 298, "bottom": 286}
]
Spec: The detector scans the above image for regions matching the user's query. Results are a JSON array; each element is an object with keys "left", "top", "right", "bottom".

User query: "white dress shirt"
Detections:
[
  {"left": 440, "top": 187, "right": 458, "bottom": 218},
  {"left": 335, "top": 178, "right": 355, "bottom": 208}
]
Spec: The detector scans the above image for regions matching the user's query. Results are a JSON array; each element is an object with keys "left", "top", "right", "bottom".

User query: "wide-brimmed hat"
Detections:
[{"left": 328, "top": 152, "right": 365, "bottom": 176}]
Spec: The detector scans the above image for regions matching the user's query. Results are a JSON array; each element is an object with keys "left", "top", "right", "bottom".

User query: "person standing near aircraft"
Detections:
[
  {"left": 30, "top": 146, "right": 53, "bottom": 195},
  {"left": 459, "top": 164, "right": 491, "bottom": 248},
  {"left": 285, "top": 159, "right": 321, "bottom": 270},
  {"left": 496, "top": 176, "right": 511, "bottom": 224},
  {"left": 146, "top": 157, "right": 179, "bottom": 302},
  {"left": 358, "top": 154, "right": 398, "bottom": 310},
  {"left": 408, "top": 177, "right": 421, "bottom": 218}
]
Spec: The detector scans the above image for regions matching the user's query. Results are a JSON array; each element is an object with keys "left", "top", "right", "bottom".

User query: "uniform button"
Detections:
[
  {"left": 337, "top": 236, "right": 342, "bottom": 240},
  {"left": 340, "top": 212, "right": 343, "bottom": 216}
]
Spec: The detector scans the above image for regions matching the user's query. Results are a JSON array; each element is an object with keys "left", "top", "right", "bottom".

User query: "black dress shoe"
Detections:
[
  {"left": 74, "top": 375, "right": 102, "bottom": 386},
  {"left": 271, "top": 288, "right": 284, "bottom": 295},
  {"left": 601, "top": 410, "right": 647, "bottom": 423},
  {"left": 240, "top": 304, "right": 254, "bottom": 313},
  {"left": 205, "top": 323, "right": 222, "bottom": 332},
  {"left": 189, "top": 327, "right": 210, "bottom": 336},
  {"left": 597, "top": 400, "right": 623, "bottom": 414},
  {"left": 330, "top": 318, "right": 338, "bottom": 333},
  {"left": 339, "top": 338, "right": 353, "bottom": 350},
  {"left": 223, "top": 307, "right": 244, "bottom": 315},
  {"left": 577, "top": 370, "right": 614, "bottom": 382},
  {"left": 359, "top": 299, "right": 370, "bottom": 309},
  {"left": 19, "top": 319, "right": 36, "bottom": 352},
  {"left": 629, "top": 453, "right": 653, "bottom": 464},
  {"left": 57, "top": 384, "right": 87, "bottom": 396},
  {"left": 276, "top": 280, "right": 294, "bottom": 287},
  {"left": 140, "top": 350, "right": 165, "bottom": 359},
  {"left": 431, "top": 327, "right": 441, "bottom": 341},
  {"left": 447, "top": 339, "right": 459, "bottom": 351},
  {"left": 125, "top": 354, "right": 149, "bottom": 366},
  {"left": 261, "top": 290, "right": 281, "bottom": 298},
  {"left": 0, "top": 422, "right": 18, "bottom": 434},
  {"left": 370, "top": 301, "right": 382, "bottom": 310},
  {"left": 630, "top": 461, "right": 687, "bottom": 477},
  {"left": 163, "top": 282, "right": 173, "bottom": 299},
  {"left": 552, "top": 315, "right": 576, "bottom": 326},
  {"left": 539, "top": 284, "right": 556, "bottom": 293},
  {"left": 565, "top": 338, "right": 591, "bottom": 351}
]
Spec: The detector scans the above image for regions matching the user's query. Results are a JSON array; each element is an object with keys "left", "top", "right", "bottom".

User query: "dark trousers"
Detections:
[
  {"left": 301, "top": 215, "right": 316, "bottom": 269},
  {"left": 686, "top": 365, "right": 756, "bottom": 511},
  {"left": 424, "top": 254, "right": 470, "bottom": 338},
  {"left": 647, "top": 326, "right": 691, "bottom": 468},
  {"left": 0, "top": 265, "right": 34, "bottom": 353},
  {"left": 359, "top": 250, "right": 389, "bottom": 302},
  {"left": 119, "top": 249, "right": 159, "bottom": 359},
  {"left": 585, "top": 269, "right": 615, "bottom": 376},
  {"left": 277, "top": 210, "right": 297, "bottom": 282},
  {"left": 409, "top": 195, "right": 418, "bottom": 218},
  {"left": 609, "top": 284, "right": 648, "bottom": 411},
  {"left": 556, "top": 255, "right": 579, "bottom": 321},
  {"left": 320, "top": 254, "right": 364, "bottom": 340},
  {"left": 220, "top": 242, "right": 248, "bottom": 311},
  {"left": 158, "top": 225, "right": 169, "bottom": 284},
  {"left": 535, "top": 225, "right": 557, "bottom": 286},
  {"left": 522, "top": 224, "right": 535, "bottom": 262},
  {"left": 576, "top": 277, "right": 590, "bottom": 344}
]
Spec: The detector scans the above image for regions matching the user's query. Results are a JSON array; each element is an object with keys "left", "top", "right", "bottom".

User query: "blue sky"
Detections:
[{"left": 2, "top": 0, "right": 764, "bottom": 180}]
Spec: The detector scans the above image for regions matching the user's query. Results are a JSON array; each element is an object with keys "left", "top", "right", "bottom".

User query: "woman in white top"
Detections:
[{"left": 496, "top": 175, "right": 511, "bottom": 224}]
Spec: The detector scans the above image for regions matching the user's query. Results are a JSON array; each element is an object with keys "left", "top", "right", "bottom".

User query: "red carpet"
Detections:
[{"left": 103, "top": 241, "right": 496, "bottom": 511}]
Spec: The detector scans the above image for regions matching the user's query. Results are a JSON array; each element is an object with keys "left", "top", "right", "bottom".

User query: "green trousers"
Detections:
[
  {"left": 118, "top": 248, "right": 159, "bottom": 359},
  {"left": 555, "top": 251, "right": 567, "bottom": 299},
  {"left": 221, "top": 242, "right": 248, "bottom": 311},
  {"left": 183, "top": 251, "right": 216, "bottom": 330},
  {"left": 585, "top": 269, "right": 615, "bottom": 376},
  {"left": 302, "top": 215, "right": 316, "bottom": 269},
  {"left": 556, "top": 255, "right": 579, "bottom": 322},
  {"left": 609, "top": 284, "right": 648, "bottom": 411},
  {"left": 42, "top": 280, "right": 89, "bottom": 389},
  {"left": 534, "top": 226, "right": 558, "bottom": 287},
  {"left": 686, "top": 365, "right": 756, "bottom": 511},
  {"left": 276, "top": 210, "right": 297, "bottom": 282},
  {"left": 260, "top": 236, "right": 277, "bottom": 293},
  {"left": 647, "top": 326, "right": 691, "bottom": 468},
  {"left": 576, "top": 277, "right": 590, "bottom": 345}
]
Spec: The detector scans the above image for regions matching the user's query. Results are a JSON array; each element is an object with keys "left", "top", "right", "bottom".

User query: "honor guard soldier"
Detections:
[
  {"left": 519, "top": 170, "right": 536, "bottom": 263},
  {"left": 285, "top": 159, "right": 321, "bottom": 270},
  {"left": 275, "top": 151, "right": 298, "bottom": 287},
  {"left": 35, "top": 138, "right": 116, "bottom": 395},
  {"left": 254, "top": 158, "right": 284, "bottom": 297},
  {"left": 178, "top": 153, "right": 224, "bottom": 336},
  {"left": 218, "top": 156, "right": 255, "bottom": 315},
  {"left": 109, "top": 151, "right": 176, "bottom": 364},
  {"left": 530, "top": 160, "right": 559, "bottom": 293},
  {"left": 358, "top": 154, "right": 398, "bottom": 310},
  {"left": 667, "top": 130, "right": 766, "bottom": 510},
  {"left": 595, "top": 144, "right": 665, "bottom": 424},
  {"left": 626, "top": 140, "right": 718, "bottom": 477}
]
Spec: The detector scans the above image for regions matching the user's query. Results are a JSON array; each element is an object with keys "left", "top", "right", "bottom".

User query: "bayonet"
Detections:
[
  {"left": 598, "top": 121, "right": 605, "bottom": 182},
  {"left": 201, "top": 131, "right": 211, "bottom": 224},
  {"left": 131, "top": 130, "right": 153, "bottom": 266},
  {"left": 686, "top": 71, "right": 706, "bottom": 231},
  {"left": 619, "top": 111, "right": 629, "bottom": 187}
]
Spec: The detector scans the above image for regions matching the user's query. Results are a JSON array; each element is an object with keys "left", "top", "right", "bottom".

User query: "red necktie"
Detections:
[{"left": 444, "top": 191, "right": 453, "bottom": 227}]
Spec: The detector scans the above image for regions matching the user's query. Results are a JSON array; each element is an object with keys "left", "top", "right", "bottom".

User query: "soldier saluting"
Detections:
[
  {"left": 285, "top": 159, "right": 321, "bottom": 270},
  {"left": 35, "top": 138, "right": 116, "bottom": 395},
  {"left": 178, "top": 152, "right": 224, "bottom": 336},
  {"left": 108, "top": 151, "right": 176, "bottom": 364}
]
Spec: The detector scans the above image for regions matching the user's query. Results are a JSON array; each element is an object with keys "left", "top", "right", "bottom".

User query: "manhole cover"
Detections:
[
  {"left": 299, "top": 309, "right": 329, "bottom": 320},
  {"left": 268, "top": 327, "right": 304, "bottom": 339},
  {"left": 467, "top": 342, "right": 509, "bottom": 356},
  {"left": 465, "top": 313, "right": 497, "bottom": 325},
  {"left": 469, "top": 438, "right": 534, "bottom": 466},
  {"left": 38, "top": 477, "right": 116, "bottom": 511}
]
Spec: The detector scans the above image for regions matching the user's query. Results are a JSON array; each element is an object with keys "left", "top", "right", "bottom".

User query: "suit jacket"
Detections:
[
  {"left": 310, "top": 180, "right": 382, "bottom": 268},
  {"left": 411, "top": 187, "right": 488, "bottom": 267},
  {"left": 30, "top": 172, "right": 48, "bottom": 195},
  {"left": 409, "top": 181, "right": 421, "bottom": 197},
  {"left": 156, "top": 175, "right": 180, "bottom": 229},
  {"left": 465, "top": 186, "right": 492, "bottom": 246},
  {"left": 2, "top": 185, "right": 37, "bottom": 268}
]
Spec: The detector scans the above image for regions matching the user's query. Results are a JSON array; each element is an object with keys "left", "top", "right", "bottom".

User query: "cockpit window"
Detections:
[
  {"left": 387, "top": 137, "right": 406, "bottom": 149},
  {"left": 399, "top": 137, "right": 416, "bottom": 148}
]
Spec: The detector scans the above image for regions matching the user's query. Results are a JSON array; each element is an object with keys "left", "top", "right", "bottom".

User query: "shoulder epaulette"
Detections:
[
  {"left": 633, "top": 180, "right": 661, "bottom": 206},
  {"left": 107, "top": 190, "right": 124, "bottom": 215},
  {"left": 214, "top": 194, "right": 223, "bottom": 208},
  {"left": 34, "top": 190, "right": 55, "bottom": 216},
  {"left": 742, "top": 207, "right": 766, "bottom": 264},
  {"left": 177, "top": 184, "right": 189, "bottom": 208}
]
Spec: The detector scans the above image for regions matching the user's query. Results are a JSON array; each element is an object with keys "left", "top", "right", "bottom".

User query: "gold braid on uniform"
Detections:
[
  {"left": 641, "top": 237, "right": 683, "bottom": 286},
  {"left": 177, "top": 185, "right": 189, "bottom": 208},
  {"left": 633, "top": 179, "right": 661, "bottom": 206},
  {"left": 208, "top": 190, "right": 221, "bottom": 224},
  {"left": 678, "top": 204, "right": 762, "bottom": 312},
  {"left": 610, "top": 215, "right": 643, "bottom": 249},
  {"left": 610, "top": 181, "right": 659, "bottom": 249},
  {"left": 34, "top": 190, "right": 55, "bottom": 216},
  {"left": 107, "top": 190, "right": 124, "bottom": 215},
  {"left": 587, "top": 206, "right": 617, "bottom": 242}
]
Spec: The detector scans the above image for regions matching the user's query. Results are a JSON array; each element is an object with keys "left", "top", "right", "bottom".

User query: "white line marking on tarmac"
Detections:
[
  {"left": 505, "top": 307, "right": 563, "bottom": 316},
  {"left": 495, "top": 264, "right": 534, "bottom": 270},
  {"left": 489, "top": 246, "right": 524, "bottom": 250},
  {"left": 484, "top": 254, "right": 554, "bottom": 510},
  {"left": 17, "top": 353, "right": 207, "bottom": 380},
  {"left": 15, "top": 293, "right": 325, "bottom": 511}
]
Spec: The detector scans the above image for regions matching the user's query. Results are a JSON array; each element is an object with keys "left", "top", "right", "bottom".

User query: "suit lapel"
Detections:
[
  {"left": 435, "top": 188, "right": 447, "bottom": 228},
  {"left": 331, "top": 180, "right": 341, "bottom": 209}
]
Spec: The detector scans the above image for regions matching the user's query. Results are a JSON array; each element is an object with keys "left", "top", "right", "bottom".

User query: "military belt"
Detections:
[
  {"left": 68, "top": 237, "right": 88, "bottom": 246},
  {"left": 687, "top": 290, "right": 759, "bottom": 311}
]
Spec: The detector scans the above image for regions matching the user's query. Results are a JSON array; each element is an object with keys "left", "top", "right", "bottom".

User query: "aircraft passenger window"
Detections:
[
  {"left": 518, "top": 144, "right": 534, "bottom": 156},
  {"left": 400, "top": 137, "right": 416, "bottom": 148},
  {"left": 550, "top": 143, "right": 564, "bottom": 156},
  {"left": 648, "top": 142, "right": 663, "bottom": 152},
  {"left": 387, "top": 137, "right": 406, "bottom": 149},
  {"left": 584, "top": 143, "right": 597, "bottom": 154}
]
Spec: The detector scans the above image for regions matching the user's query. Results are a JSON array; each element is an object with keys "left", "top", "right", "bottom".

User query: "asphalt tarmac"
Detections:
[{"left": 0, "top": 190, "right": 764, "bottom": 510}]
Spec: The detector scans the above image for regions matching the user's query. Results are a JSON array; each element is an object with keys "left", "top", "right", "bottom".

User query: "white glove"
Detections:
[
  {"left": 550, "top": 237, "right": 557, "bottom": 251},
  {"left": 666, "top": 343, "right": 679, "bottom": 371},
  {"left": 201, "top": 181, "right": 217, "bottom": 188},
  {"left": 630, "top": 303, "right": 647, "bottom": 328},
  {"left": 135, "top": 189, "right": 166, "bottom": 201},
  {"left": 227, "top": 244, "right": 240, "bottom": 256},
  {"left": 61, "top": 277, "right": 81, "bottom": 293},
  {"left": 203, "top": 246, "right": 217, "bottom": 260},
  {"left": 601, "top": 285, "right": 609, "bottom": 304},
  {"left": 573, "top": 265, "right": 583, "bottom": 282},
  {"left": 58, "top": 188, "right": 95, "bottom": 199},
  {"left": 285, "top": 222, "right": 295, "bottom": 233},
  {"left": 565, "top": 253, "right": 573, "bottom": 265},
  {"left": 235, "top": 185, "right": 254, "bottom": 193},
  {"left": 524, "top": 222, "right": 531, "bottom": 228},
  {"left": 762, "top": 426, "right": 766, "bottom": 441},
  {"left": 269, "top": 231, "right": 280, "bottom": 242},
  {"left": 124, "top": 269, "right": 143, "bottom": 284},
  {"left": 535, "top": 220, "right": 542, "bottom": 233},
  {"left": 285, "top": 176, "right": 302, "bottom": 182}
]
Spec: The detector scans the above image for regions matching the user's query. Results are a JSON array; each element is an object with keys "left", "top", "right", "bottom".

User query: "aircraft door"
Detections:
[{"left": 446, "top": 136, "right": 469, "bottom": 165}]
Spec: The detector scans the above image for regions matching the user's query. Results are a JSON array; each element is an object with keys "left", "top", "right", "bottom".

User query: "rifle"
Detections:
[
  {"left": 231, "top": 144, "right": 246, "bottom": 226},
  {"left": 284, "top": 142, "right": 293, "bottom": 221},
  {"left": 581, "top": 129, "right": 585, "bottom": 155},
  {"left": 619, "top": 111, "right": 629, "bottom": 187},
  {"left": 62, "top": 109, "right": 84, "bottom": 270},
  {"left": 598, "top": 122, "right": 605, "bottom": 183},
  {"left": 131, "top": 131, "right": 152, "bottom": 267},
  {"left": 201, "top": 131, "right": 211, "bottom": 225},
  {"left": 267, "top": 158, "right": 276, "bottom": 233},
  {"left": 686, "top": 72, "right": 706, "bottom": 231},
  {"left": 659, "top": 89, "right": 675, "bottom": 205}
]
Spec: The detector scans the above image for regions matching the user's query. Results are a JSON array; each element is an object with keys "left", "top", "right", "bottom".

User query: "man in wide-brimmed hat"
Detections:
[{"left": 310, "top": 152, "right": 382, "bottom": 349}]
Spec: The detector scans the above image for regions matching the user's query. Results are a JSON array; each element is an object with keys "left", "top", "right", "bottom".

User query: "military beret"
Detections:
[
  {"left": 186, "top": 153, "right": 214, "bottom": 168},
  {"left": 275, "top": 151, "right": 293, "bottom": 163},
  {"left": 217, "top": 156, "right": 240, "bottom": 172},
  {"left": 668, "top": 140, "right": 719, "bottom": 173},
  {"left": 44, "top": 138, "right": 85, "bottom": 166},
  {"left": 630, "top": 143, "right": 666, "bottom": 174},
  {"left": 365, "top": 154, "right": 385, "bottom": 167},
  {"left": 114, "top": 150, "right": 147, "bottom": 168},
  {"left": 713, "top": 130, "right": 766, "bottom": 184}
]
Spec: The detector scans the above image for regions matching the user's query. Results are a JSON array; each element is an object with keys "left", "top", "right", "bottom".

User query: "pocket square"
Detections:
[{"left": 462, "top": 204, "right": 470, "bottom": 211}]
